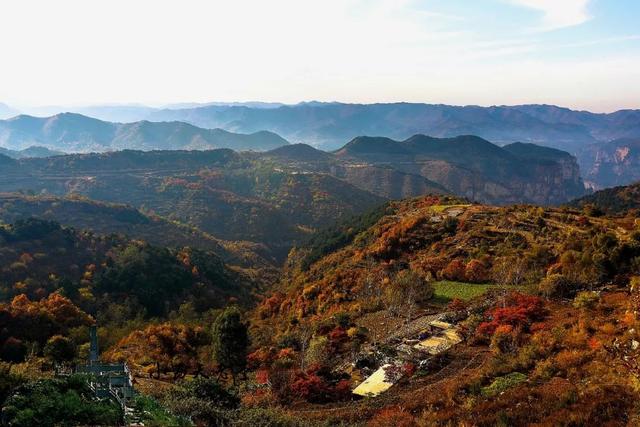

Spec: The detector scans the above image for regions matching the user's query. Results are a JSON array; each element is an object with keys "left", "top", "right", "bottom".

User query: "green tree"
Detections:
[
  {"left": 44, "top": 335, "right": 77, "bottom": 364},
  {"left": 212, "top": 307, "right": 249, "bottom": 383},
  {"left": 2, "top": 375, "right": 122, "bottom": 426}
]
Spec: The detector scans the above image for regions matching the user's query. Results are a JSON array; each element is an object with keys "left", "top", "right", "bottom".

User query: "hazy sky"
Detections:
[{"left": 0, "top": 0, "right": 638, "bottom": 112}]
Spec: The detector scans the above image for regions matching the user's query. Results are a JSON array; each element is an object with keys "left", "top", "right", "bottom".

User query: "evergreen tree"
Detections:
[{"left": 212, "top": 306, "right": 249, "bottom": 383}]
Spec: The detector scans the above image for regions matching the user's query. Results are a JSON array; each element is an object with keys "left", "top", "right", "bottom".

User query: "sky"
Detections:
[{"left": 0, "top": 0, "right": 638, "bottom": 112}]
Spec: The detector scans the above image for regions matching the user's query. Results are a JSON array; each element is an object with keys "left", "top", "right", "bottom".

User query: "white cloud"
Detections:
[{"left": 510, "top": 0, "right": 591, "bottom": 30}]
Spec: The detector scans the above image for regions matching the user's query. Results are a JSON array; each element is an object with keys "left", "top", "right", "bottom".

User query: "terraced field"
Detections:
[{"left": 432, "top": 280, "right": 499, "bottom": 303}]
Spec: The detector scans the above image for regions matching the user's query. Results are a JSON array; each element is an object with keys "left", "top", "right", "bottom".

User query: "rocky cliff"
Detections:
[
  {"left": 334, "top": 136, "right": 585, "bottom": 205},
  {"left": 578, "top": 138, "right": 640, "bottom": 190}
]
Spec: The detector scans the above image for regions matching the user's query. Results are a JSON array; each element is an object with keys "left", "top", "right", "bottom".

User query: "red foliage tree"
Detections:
[
  {"left": 477, "top": 292, "right": 546, "bottom": 337},
  {"left": 465, "top": 259, "right": 489, "bottom": 283},
  {"left": 442, "top": 259, "right": 466, "bottom": 281}
]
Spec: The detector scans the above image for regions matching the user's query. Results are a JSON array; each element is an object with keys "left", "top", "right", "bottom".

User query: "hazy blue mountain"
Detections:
[
  {"left": 0, "top": 146, "right": 64, "bottom": 159},
  {"left": 145, "top": 102, "right": 637, "bottom": 152},
  {"left": 21, "top": 104, "right": 157, "bottom": 122},
  {"left": 0, "top": 113, "right": 289, "bottom": 152},
  {"left": 163, "top": 101, "right": 286, "bottom": 110},
  {"left": 21, "top": 102, "right": 286, "bottom": 122}
]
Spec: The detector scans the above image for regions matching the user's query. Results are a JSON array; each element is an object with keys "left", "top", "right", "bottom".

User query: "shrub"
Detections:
[
  {"left": 133, "top": 395, "right": 190, "bottom": 427},
  {"left": 2, "top": 375, "right": 122, "bottom": 426},
  {"left": 539, "top": 274, "right": 572, "bottom": 298},
  {"left": 290, "top": 372, "right": 329, "bottom": 403},
  {"left": 368, "top": 407, "right": 416, "bottom": 427},
  {"left": 490, "top": 325, "right": 518, "bottom": 354},
  {"left": 305, "top": 336, "right": 329, "bottom": 367},
  {"left": 573, "top": 291, "right": 599, "bottom": 310},
  {"left": 442, "top": 259, "right": 466, "bottom": 281},
  {"left": 166, "top": 378, "right": 239, "bottom": 425},
  {"left": 465, "top": 259, "right": 489, "bottom": 283},
  {"left": 44, "top": 335, "right": 77, "bottom": 363}
]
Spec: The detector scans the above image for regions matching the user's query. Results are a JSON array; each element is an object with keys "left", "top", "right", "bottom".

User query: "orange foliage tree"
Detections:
[{"left": 106, "top": 322, "right": 209, "bottom": 379}]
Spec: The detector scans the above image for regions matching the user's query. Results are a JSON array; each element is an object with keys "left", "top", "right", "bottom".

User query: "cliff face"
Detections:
[
  {"left": 335, "top": 136, "right": 585, "bottom": 205},
  {"left": 578, "top": 138, "right": 640, "bottom": 190},
  {"left": 515, "top": 156, "right": 584, "bottom": 205},
  {"left": 328, "top": 163, "right": 448, "bottom": 200}
]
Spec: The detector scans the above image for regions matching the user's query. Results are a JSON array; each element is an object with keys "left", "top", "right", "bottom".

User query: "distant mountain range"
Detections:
[
  {"left": 0, "top": 113, "right": 289, "bottom": 152},
  {"left": 264, "top": 136, "right": 586, "bottom": 206},
  {"left": 2, "top": 101, "right": 639, "bottom": 189},
  {"left": 0, "top": 146, "right": 63, "bottom": 159},
  {"left": 6, "top": 102, "right": 639, "bottom": 153},
  {"left": 144, "top": 102, "right": 640, "bottom": 153}
]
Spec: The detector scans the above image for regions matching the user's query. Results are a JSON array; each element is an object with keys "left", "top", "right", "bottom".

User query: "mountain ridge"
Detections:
[
  {"left": 334, "top": 134, "right": 585, "bottom": 205},
  {"left": 0, "top": 113, "right": 289, "bottom": 152}
]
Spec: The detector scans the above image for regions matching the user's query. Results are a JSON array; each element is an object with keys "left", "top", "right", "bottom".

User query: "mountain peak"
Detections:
[{"left": 265, "top": 143, "right": 329, "bottom": 161}]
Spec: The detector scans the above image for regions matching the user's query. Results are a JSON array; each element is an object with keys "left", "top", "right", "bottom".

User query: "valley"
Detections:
[
  {"left": 2, "top": 0, "right": 639, "bottom": 424},
  {"left": 0, "top": 183, "right": 638, "bottom": 425}
]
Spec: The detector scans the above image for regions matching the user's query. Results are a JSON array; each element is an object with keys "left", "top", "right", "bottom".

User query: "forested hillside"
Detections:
[
  {"left": 0, "top": 150, "right": 384, "bottom": 261},
  {"left": 0, "top": 143, "right": 638, "bottom": 426},
  {"left": 569, "top": 181, "right": 640, "bottom": 216},
  {"left": 244, "top": 194, "right": 640, "bottom": 425},
  {"left": 0, "top": 193, "right": 277, "bottom": 273}
]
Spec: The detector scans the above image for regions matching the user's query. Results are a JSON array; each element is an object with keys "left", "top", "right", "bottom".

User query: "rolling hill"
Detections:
[
  {"left": 0, "top": 149, "right": 385, "bottom": 261},
  {"left": 0, "top": 217, "right": 259, "bottom": 319},
  {"left": 0, "top": 193, "right": 277, "bottom": 273},
  {"left": 247, "top": 193, "right": 640, "bottom": 425},
  {"left": 0, "top": 136, "right": 587, "bottom": 264},
  {"left": 0, "top": 146, "right": 63, "bottom": 159},
  {"left": 568, "top": 181, "right": 640, "bottom": 215},
  {"left": 0, "top": 113, "right": 289, "bottom": 152}
]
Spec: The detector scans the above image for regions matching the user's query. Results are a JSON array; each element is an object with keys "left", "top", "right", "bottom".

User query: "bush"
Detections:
[
  {"left": 44, "top": 335, "right": 77, "bottom": 363},
  {"left": 573, "top": 291, "right": 599, "bottom": 310},
  {"left": 133, "top": 395, "right": 190, "bottom": 427},
  {"left": 442, "top": 259, "right": 466, "bottom": 281},
  {"left": 166, "top": 378, "right": 239, "bottom": 425},
  {"left": 538, "top": 274, "right": 572, "bottom": 298},
  {"left": 368, "top": 407, "right": 416, "bottom": 427},
  {"left": 465, "top": 259, "right": 489, "bottom": 283},
  {"left": 1, "top": 337, "right": 27, "bottom": 363},
  {"left": 490, "top": 325, "right": 518, "bottom": 354}
]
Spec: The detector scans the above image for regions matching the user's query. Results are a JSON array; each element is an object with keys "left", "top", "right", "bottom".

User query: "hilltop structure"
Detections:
[{"left": 76, "top": 326, "right": 135, "bottom": 408}]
